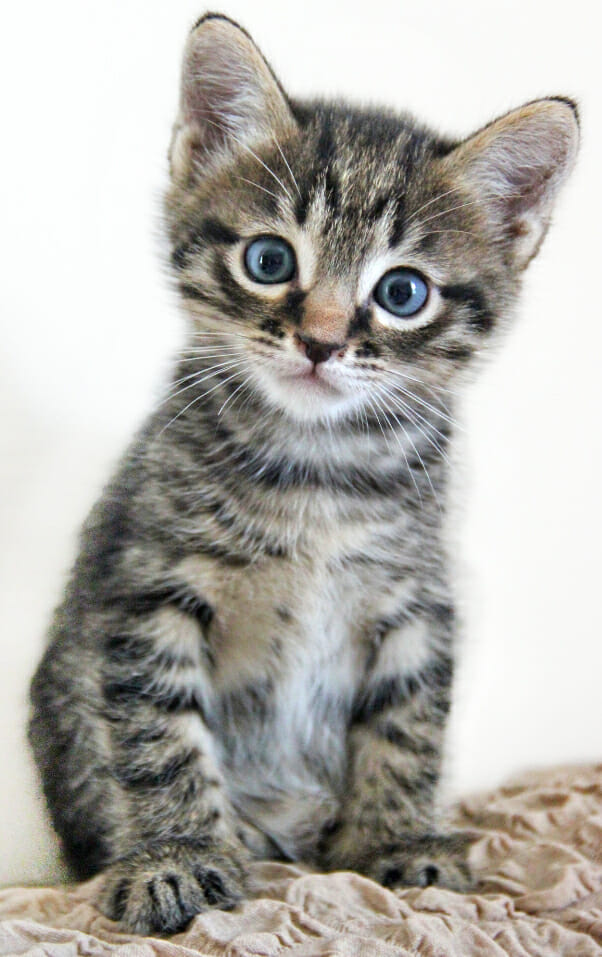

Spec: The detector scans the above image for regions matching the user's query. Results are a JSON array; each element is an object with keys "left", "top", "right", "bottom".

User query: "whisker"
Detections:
[
  {"left": 416, "top": 199, "right": 482, "bottom": 229},
  {"left": 420, "top": 228, "right": 478, "bottom": 239},
  {"left": 273, "top": 134, "right": 302, "bottom": 199},
  {"left": 369, "top": 393, "right": 422, "bottom": 502},
  {"left": 379, "top": 371, "right": 460, "bottom": 429},
  {"left": 404, "top": 185, "right": 466, "bottom": 227},
  {"left": 189, "top": 330, "right": 255, "bottom": 341},
  {"left": 222, "top": 375, "right": 259, "bottom": 418},
  {"left": 175, "top": 349, "right": 244, "bottom": 360},
  {"left": 377, "top": 366, "right": 460, "bottom": 400},
  {"left": 193, "top": 110, "right": 293, "bottom": 202},
  {"left": 236, "top": 176, "right": 281, "bottom": 202},
  {"left": 377, "top": 391, "right": 440, "bottom": 508},
  {"left": 159, "top": 368, "right": 247, "bottom": 435},
  {"left": 379, "top": 377, "right": 455, "bottom": 443},
  {"left": 377, "top": 383, "right": 451, "bottom": 466},
  {"left": 161, "top": 358, "right": 246, "bottom": 407},
  {"left": 217, "top": 365, "right": 255, "bottom": 416}
]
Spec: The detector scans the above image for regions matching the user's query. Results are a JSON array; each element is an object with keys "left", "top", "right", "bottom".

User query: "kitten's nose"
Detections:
[{"left": 295, "top": 332, "right": 347, "bottom": 365}]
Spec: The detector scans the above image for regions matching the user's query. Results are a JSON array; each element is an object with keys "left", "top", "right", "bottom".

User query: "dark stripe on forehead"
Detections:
[
  {"left": 324, "top": 167, "right": 341, "bottom": 215},
  {"left": 440, "top": 283, "right": 494, "bottom": 333},
  {"left": 388, "top": 195, "right": 406, "bottom": 248},
  {"left": 317, "top": 121, "right": 336, "bottom": 166},
  {"left": 367, "top": 194, "right": 391, "bottom": 223},
  {"left": 295, "top": 190, "right": 311, "bottom": 225}
]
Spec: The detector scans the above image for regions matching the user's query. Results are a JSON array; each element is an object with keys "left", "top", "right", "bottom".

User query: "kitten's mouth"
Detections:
[{"left": 282, "top": 364, "right": 342, "bottom": 394}]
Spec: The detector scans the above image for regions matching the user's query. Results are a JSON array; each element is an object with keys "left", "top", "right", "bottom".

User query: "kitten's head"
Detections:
[{"left": 165, "top": 13, "right": 578, "bottom": 425}]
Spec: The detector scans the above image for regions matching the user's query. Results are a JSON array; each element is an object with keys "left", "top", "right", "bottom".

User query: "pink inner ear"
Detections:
[
  {"left": 463, "top": 103, "right": 578, "bottom": 220},
  {"left": 491, "top": 128, "right": 571, "bottom": 216},
  {"left": 181, "top": 47, "right": 246, "bottom": 155}
]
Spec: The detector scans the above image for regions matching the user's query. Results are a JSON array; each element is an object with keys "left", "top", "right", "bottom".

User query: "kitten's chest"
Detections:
[
  {"left": 173, "top": 513, "right": 419, "bottom": 858},
  {"left": 178, "top": 516, "right": 380, "bottom": 687},
  {"left": 178, "top": 535, "right": 372, "bottom": 856}
]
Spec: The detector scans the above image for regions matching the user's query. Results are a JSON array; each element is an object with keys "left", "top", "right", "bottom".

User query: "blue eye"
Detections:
[
  {"left": 244, "top": 236, "right": 296, "bottom": 284},
  {"left": 374, "top": 268, "right": 429, "bottom": 318}
]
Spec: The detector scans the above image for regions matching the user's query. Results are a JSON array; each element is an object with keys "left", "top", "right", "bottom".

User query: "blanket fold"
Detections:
[{"left": 1, "top": 764, "right": 601, "bottom": 956}]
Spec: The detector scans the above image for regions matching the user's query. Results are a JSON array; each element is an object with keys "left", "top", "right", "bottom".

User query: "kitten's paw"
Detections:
[
  {"left": 98, "top": 839, "right": 248, "bottom": 935},
  {"left": 371, "top": 832, "right": 475, "bottom": 893}
]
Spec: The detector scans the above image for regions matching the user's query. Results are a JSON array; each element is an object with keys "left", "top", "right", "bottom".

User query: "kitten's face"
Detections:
[{"left": 165, "top": 15, "right": 578, "bottom": 426}]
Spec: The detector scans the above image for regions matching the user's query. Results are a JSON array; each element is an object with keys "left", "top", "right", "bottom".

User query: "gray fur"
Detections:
[{"left": 29, "top": 13, "right": 579, "bottom": 936}]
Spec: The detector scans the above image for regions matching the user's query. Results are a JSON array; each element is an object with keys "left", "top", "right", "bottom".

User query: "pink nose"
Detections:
[{"left": 295, "top": 333, "right": 347, "bottom": 365}]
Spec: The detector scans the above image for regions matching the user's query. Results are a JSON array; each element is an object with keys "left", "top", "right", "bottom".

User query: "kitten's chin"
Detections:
[{"left": 250, "top": 365, "right": 365, "bottom": 424}]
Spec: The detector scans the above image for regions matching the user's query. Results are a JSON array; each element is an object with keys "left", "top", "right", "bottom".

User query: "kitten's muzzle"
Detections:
[{"left": 294, "top": 332, "right": 347, "bottom": 365}]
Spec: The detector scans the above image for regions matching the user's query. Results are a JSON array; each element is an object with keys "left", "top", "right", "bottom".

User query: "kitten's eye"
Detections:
[
  {"left": 374, "top": 268, "right": 429, "bottom": 318},
  {"left": 244, "top": 236, "right": 296, "bottom": 284}
]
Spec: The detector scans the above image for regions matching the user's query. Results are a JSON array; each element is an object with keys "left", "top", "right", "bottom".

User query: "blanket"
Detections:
[{"left": 1, "top": 764, "right": 601, "bottom": 956}]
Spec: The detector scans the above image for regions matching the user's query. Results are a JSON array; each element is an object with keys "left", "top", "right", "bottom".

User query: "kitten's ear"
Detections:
[
  {"left": 170, "top": 14, "right": 296, "bottom": 185},
  {"left": 443, "top": 98, "right": 579, "bottom": 269}
]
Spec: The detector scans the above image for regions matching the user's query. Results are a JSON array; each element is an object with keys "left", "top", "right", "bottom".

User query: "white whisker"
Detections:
[
  {"left": 159, "top": 368, "right": 247, "bottom": 436},
  {"left": 377, "top": 383, "right": 451, "bottom": 468},
  {"left": 404, "top": 185, "right": 466, "bottom": 227},
  {"left": 236, "top": 176, "right": 281, "bottom": 202},
  {"left": 194, "top": 111, "right": 293, "bottom": 203},
  {"left": 417, "top": 199, "right": 482, "bottom": 229},
  {"left": 369, "top": 394, "right": 422, "bottom": 502},
  {"left": 161, "top": 358, "right": 246, "bottom": 408},
  {"left": 273, "top": 134, "right": 302, "bottom": 199}
]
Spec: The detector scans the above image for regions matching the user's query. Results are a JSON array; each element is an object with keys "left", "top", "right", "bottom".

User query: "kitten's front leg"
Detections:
[
  {"left": 91, "top": 610, "right": 251, "bottom": 934},
  {"left": 319, "top": 636, "right": 473, "bottom": 892}
]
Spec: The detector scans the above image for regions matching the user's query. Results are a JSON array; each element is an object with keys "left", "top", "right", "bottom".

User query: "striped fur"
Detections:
[{"left": 29, "top": 13, "right": 578, "bottom": 935}]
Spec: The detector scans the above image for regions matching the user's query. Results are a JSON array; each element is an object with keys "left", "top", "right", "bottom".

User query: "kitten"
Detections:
[{"left": 29, "top": 12, "right": 578, "bottom": 936}]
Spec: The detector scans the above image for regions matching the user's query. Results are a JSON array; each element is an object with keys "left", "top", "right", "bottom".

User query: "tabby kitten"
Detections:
[{"left": 29, "top": 12, "right": 578, "bottom": 936}]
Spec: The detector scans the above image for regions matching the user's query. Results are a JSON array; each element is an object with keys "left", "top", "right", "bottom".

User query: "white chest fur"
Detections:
[{"left": 175, "top": 541, "right": 368, "bottom": 856}]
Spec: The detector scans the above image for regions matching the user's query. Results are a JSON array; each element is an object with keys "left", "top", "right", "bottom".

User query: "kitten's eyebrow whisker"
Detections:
[
  {"left": 273, "top": 134, "right": 302, "bottom": 199},
  {"left": 420, "top": 228, "right": 478, "bottom": 239},
  {"left": 235, "top": 176, "right": 281, "bottom": 202},
  {"left": 416, "top": 199, "right": 482, "bottom": 229},
  {"left": 194, "top": 110, "right": 294, "bottom": 203},
  {"left": 404, "top": 185, "right": 466, "bottom": 227}
]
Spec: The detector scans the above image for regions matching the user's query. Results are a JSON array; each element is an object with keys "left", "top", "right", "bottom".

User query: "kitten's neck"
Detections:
[{"left": 160, "top": 362, "right": 453, "bottom": 509}]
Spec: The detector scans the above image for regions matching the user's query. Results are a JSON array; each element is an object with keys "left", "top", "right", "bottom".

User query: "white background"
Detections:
[{"left": 1, "top": 0, "right": 600, "bottom": 885}]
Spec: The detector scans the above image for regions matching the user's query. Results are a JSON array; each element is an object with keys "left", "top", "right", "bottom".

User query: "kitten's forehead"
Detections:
[
  {"left": 259, "top": 104, "right": 454, "bottom": 279},
  {"left": 290, "top": 104, "right": 447, "bottom": 245}
]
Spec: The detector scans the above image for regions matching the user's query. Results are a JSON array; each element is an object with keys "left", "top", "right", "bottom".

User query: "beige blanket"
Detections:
[{"left": 1, "top": 764, "right": 601, "bottom": 956}]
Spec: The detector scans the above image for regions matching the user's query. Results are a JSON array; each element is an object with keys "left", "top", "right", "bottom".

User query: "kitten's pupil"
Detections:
[
  {"left": 260, "top": 250, "right": 284, "bottom": 276},
  {"left": 389, "top": 280, "right": 413, "bottom": 307}
]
